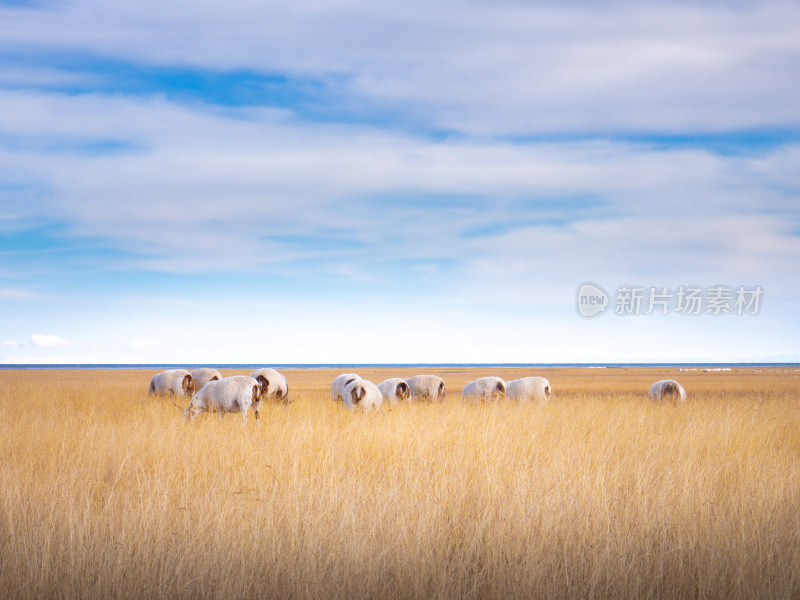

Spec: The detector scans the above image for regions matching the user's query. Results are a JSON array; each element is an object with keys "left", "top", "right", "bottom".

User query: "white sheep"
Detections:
[
  {"left": 461, "top": 376, "right": 506, "bottom": 402},
  {"left": 406, "top": 375, "right": 446, "bottom": 401},
  {"left": 331, "top": 373, "right": 361, "bottom": 402},
  {"left": 649, "top": 379, "right": 687, "bottom": 402},
  {"left": 184, "top": 376, "right": 263, "bottom": 423},
  {"left": 377, "top": 378, "right": 411, "bottom": 404},
  {"left": 342, "top": 379, "right": 383, "bottom": 411},
  {"left": 250, "top": 368, "right": 290, "bottom": 403},
  {"left": 148, "top": 369, "right": 195, "bottom": 397},
  {"left": 506, "top": 377, "right": 551, "bottom": 402},
  {"left": 191, "top": 368, "right": 222, "bottom": 391}
]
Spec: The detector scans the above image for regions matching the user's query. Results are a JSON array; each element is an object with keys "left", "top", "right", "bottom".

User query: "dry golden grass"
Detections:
[{"left": 1, "top": 367, "right": 799, "bottom": 599}]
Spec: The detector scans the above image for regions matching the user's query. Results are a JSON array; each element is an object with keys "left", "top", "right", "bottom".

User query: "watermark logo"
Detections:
[
  {"left": 576, "top": 282, "right": 609, "bottom": 318},
  {"left": 576, "top": 284, "right": 763, "bottom": 318}
]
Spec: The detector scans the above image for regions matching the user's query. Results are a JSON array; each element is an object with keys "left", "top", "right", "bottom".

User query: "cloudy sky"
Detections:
[{"left": 1, "top": 0, "right": 798, "bottom": 364}]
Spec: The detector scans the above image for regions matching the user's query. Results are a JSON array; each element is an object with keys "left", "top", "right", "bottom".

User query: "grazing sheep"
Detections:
[
  {"left": 149, "top": 369, "right": 195, "bottom": 397},
  {"left": 506, "top": 377, "right": 551, "bottom": 402},
  {"left": 461, "top": 376, "right": 506, "bottom": 402},
  {"left": 184, "top": 376, "right": 263, "bottom": 423},
  {"left": 191, "top": 368, "right": 222, "bottom": 391},
  {"left": 406, "top": 375, "right": 446, "bottom": 401},
  {"left": 250, "top": 368, "right": 290, "bottom": 403},
  {"left": 331, "top": 373, "right": 361, "bottom": 402},
  {"left": 649, "top": 379, "right": 687, "bottom": 402},
  {"left": 342, "top": 379, "right": 383, "bottom": 411},
  {"left": 377, "top": 378, "right": 411, "bottom": 404}
]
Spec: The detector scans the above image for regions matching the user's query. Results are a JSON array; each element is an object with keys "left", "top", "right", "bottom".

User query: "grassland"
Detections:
[{"left": 1, "top": 367, "right": 799, "bottom": 599}]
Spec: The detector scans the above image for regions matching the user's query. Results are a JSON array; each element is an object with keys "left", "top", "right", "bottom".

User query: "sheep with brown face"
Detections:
[
  {"left": 406, "top": 375, "right": 446, "bottom": 401},
  {"left": 148, "top": 369, "right": 195, "bottom": 397},
  {"left": 377, "top": 378, "right": 411, "bottom": 404},
  {"left": 250, "top": 368, "right": 290, "bottom": 403},
  {"left": 184, "top": 376, "right": 263, "bottom": 423},
  {"left": 191, "top": 368, "right": 222, "bottom": 391},
  {"left": 461, "top": 376, "right": 506, "bottom": 402},
  {"left": 649, "top": 379, "right": 687, "bottom": 402},
  {"left": 506, "top": 377, "right": 551, "bottom": 402},
  {"left": 342, "top": 379, "right": 383, "bottom": 411},
  {"left": 331, "top": 373, "right": 361, "bottom": 402}
]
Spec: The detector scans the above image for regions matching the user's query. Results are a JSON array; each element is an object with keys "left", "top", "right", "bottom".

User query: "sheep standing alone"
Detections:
[
  {"left": 191, "top": 368, "right": 222, "bottom": 391},
  {"left": 149, "top": 369, "right": 195, "bottom": 397},
  {"left": 461, "top": 376, "right": 506, "bottom": 402},
  {"left": 406, "top": 375, "right": 446, "bottom": 401},
  {"left": 342, "top": 379, "right": 383, "bottom": 411},
  {"left": 506, "top": 377, "right": 551, "bottom": 402},
  {"left": 377, "top": 378, "right": 411, "bottom": 404},
  {"left": 250, "top": 368, "right": 290, "bottom": 403},
  {"left": 331, "top": 373, "right": 361, "bottom": 402},
  {"left": 184, "top": 376, "right": 263, "bottom": 423},
  {"left": 649, "top": 379, "right": 687, "bottom": 402}
]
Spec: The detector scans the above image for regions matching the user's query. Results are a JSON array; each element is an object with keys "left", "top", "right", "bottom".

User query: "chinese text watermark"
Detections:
[{"left": 576, "top": 283, "right": 763, "bottom": 318}]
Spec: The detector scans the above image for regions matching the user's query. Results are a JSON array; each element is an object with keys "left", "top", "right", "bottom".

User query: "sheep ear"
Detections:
[{"left": 182, "top": 375, "right": 192, "bottom": 392}]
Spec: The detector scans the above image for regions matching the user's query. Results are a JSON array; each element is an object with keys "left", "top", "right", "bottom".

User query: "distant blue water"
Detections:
[{"left": 1, "top": 363, "right": 798, "bottom": 370}]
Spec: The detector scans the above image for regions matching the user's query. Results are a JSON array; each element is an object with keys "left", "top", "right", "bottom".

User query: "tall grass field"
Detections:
[{"left": 1, "top": 367, "right": 799, "bottom": 599}]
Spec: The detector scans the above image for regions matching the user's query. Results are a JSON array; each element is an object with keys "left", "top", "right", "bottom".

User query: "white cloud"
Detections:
[
  {"left": 130, "top": 338, "right": 158, "bottom": 350},
  {"left": 31, "top": 334, "right": 70, "bottom": 347},
  {"left": 0, "top": 288, "right": 44, "bottom": 301},
  {"left": 1, "top": 340, "right": 20, "bottom": 347},
  {"left": 0, "top": 1, "right": 798, "bottom": 363},
  {"left": 0, "top": 89, "right": 797, "bottom": 289},
  {"left": 0, "top": 354, "right": 72, "bottom": 365},
  {"left": 1, "top": 1, "right": 799, "bottom": 135}
]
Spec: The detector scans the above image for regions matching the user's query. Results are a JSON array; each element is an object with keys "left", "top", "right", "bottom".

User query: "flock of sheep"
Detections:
[
  {"left": 149, "top": 367, "right": 288, "bottom": 423},
  {"left": 148, "top": 367, "right": 688, "bottom": 423}
]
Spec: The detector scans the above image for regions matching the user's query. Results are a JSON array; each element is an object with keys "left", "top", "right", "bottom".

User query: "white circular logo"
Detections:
[{"left": 576, "top": 282, "right": 609, "bottom": 318}]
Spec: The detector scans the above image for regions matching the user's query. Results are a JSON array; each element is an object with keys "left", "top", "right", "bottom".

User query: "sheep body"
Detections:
[
  {"left": 342, "top": 379, "right": 383, "bottom": 411},
  {"left": 191, "top": 368, "right": 222, "bottom": 391},
  {"left": 149, "top": 369, "right": 194, "bottom": 396},
  {"left": 649, "top": 379, "right": 687, "bottom": 402},
  {"left": 506, "top": 377, "right": 551, "bottom": 402},
  {"left": 461, "top": 376, "right": 506, "bottom": 402},
  {"left": 184, "top": 376, "right": 262, "bottom": 423},
  {"left": 406, "top": 375, "right": 446, "bottom": 401},
  {"left": 250, "top": 368, "right": 290, "bottom": 403},
  {"left": 331, "top": 373, "right": 361, "bottom": 402},
  {"left": 377, "top": 378, "right": 410, "bottom": 404}
]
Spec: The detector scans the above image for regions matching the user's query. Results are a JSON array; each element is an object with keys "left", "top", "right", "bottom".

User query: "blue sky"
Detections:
[{"left": 1, "top": 0, "right": 799, "bottom": 364}]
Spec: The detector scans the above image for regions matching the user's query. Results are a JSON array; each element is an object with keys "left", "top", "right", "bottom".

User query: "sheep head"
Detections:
[
  {"left": 663, "top": 381, "right": 680, "bottom": 399},
  {"left": 350, "top": 383, "right": 366, "bottom": 405},
  {"left": 255, "top": 375, "right": 270, "bottom": 399},
  {"left": 397, "top": 381, "right": 410, "bottom": 400},
  {"left": 182, "top": 375, "right": 195, "bottom": 396}
]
